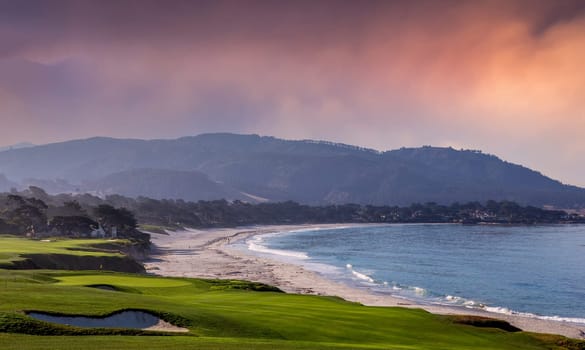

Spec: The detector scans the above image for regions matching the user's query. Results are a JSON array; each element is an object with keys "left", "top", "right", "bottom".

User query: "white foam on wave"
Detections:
[
  {"left": 483, "top": 306, "right": 513, "bottom": 314},
  {"left": 288, "top": 225, "right": 352, "bottom": 234},
  {"left": 482, "top": 306, "right": 585, "bottom": 325},
  {"left": 438, "top": 295, "right": 485, "bottom": 311},
  {"left": 247, "top": 234, "right": 309, "bottom": 259},
  {"left": 535, "top": 315, "right": 585, "bottom": 324},
  {"left": 351, "top": 270, "right": 375, "bottom": 283},
  {"left": 439, "top": 295, "right": 585, "bottom": 325},
  {"left": 245, "top": 225, "right": 354, "bottom": 261},
  {"left": 345, "top": 263, "right": 375, "bottom": 283},
  {"left": 288, "top": 227, "right": 324, "bottom": 233},
  {"left": 412, "top": 286, "right": 427, "bottom": 296}
]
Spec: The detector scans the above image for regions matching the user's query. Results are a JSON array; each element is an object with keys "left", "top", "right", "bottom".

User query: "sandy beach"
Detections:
[{"left": 144, "top": 224, "right": 585, "bottom": 339}]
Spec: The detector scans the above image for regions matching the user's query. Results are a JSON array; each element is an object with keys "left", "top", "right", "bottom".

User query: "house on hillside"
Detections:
[{"left": 90, "top": 224, "right": 119, "bottom": 239}]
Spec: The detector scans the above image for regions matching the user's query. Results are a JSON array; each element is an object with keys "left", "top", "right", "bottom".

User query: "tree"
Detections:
[
  {"left": 49, "top": 216, "right": 98, "bottom": 237},
  {"left": 11, "top": 204, "right": 47, "bottom": 235},
  {"left": 0, "top": 217, "right": 16, "bottom": 234},
  {"left": 94, "top": 204, "right": 137, "bottom": 233},
  {"left": 1, "top": 195, "right": 48, "bottom": 235},
  {"left": 50, "top": 200, "right": 87, "bottom": 217},
  {"left": 24, "top": 186, "right": 50, "bottom": 202}
]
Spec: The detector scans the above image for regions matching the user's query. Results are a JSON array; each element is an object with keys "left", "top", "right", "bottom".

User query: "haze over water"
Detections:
[{"left": 248, "top": 224, "right": 585, "bottom": 323}]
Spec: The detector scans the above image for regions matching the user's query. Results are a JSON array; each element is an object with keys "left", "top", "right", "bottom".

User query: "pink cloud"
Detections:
[{"left": 0, "top": 1, "right": 585, "bottom": 185}]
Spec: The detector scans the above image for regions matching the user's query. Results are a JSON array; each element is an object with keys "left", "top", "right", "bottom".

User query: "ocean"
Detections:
[{"left": 243, "top": 224, "right": 585, "bottom": 324}]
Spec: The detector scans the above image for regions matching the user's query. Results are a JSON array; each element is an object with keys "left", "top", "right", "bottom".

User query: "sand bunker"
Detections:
[
  {"left": 88, "top": 284, "right": 118, "bottom": 291},
  {"left": 27, "top": 310, "right": 188, "bottom": 332}
]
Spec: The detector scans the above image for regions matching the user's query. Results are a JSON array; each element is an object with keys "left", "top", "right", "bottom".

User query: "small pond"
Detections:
[{"left": 27, "top": 310, "right": 161, "bottom": 329}]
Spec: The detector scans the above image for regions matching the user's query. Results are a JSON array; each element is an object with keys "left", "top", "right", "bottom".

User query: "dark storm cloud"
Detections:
[{"left": 528, "top": 0, "right": 585, "bottom": 36}]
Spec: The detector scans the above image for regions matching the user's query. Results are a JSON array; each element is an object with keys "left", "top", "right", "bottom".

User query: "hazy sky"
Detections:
[{"left": 1, "top": 0, "right": 585, "bottom": 186}]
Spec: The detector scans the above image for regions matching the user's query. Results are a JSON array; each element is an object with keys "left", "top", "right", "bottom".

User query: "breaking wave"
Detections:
[
  {"left": 247, "top": 234, "right": 309, "bottom": 259},
  {"left": 481, "top": 306, "right": 585, "bottom": 325}
]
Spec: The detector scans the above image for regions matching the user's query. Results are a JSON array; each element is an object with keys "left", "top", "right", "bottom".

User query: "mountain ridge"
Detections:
[{"left": 0, "top": 133, "right": 583, "bottom": 207}]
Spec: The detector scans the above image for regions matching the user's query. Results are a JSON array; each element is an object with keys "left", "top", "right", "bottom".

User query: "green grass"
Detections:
[
  {"left": 56, "top": 274, "right": 192, "bottom": 288},
  {"left": 0, "top": 334, "right": 456, "bottom": 350},
  {"left": 0, "top": 236, "right": 124, "bottom": 265},
  {"left": 0, "top": 270, "right": 581, "bottom": 350},
  {"left": 0, "top": 236, "right": 582, "bottom": 349}
]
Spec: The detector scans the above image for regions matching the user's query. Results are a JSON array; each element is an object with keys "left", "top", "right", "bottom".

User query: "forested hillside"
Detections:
[{"left": 0, "top": 134, "right": 583, "bottom": 207}]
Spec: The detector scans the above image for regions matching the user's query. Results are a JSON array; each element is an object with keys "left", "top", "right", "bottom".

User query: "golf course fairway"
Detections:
[{"left": 0, "top": 236, "right": 582, "bottom": 349}]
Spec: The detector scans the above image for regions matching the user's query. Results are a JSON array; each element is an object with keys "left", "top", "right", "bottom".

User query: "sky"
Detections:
[{"left": 1, "top": 0, "right": 585, "bottom": 186}]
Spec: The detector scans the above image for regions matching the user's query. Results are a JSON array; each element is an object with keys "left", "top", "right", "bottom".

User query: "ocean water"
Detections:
[{"left": 244, "top": 224, "right": 585, "bottom": 323}]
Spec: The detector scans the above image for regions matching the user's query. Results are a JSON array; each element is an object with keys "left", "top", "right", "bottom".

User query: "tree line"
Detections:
[
  {"left": 0, "top": 187, "right": 581, "bottom": 240},
  {"left": 0, "top": 187, "right": 143, "bottom": 241}
]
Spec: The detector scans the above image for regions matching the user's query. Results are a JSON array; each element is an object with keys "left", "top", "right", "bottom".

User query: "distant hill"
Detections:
[
  {"left": 0, "top": 142, "right": 35, "bottom": 152},
  {"left": 0, "top": 174, "right": 17, "bottom": 193},
  {"left": 0, "top": 133, "right": 583, "bottom": 207},
  {"left": 83, "top": 168, "right": 257, "bottom": 202}
]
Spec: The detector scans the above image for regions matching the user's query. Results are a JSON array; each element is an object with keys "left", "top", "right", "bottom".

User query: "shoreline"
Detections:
[{"left": 144, "top": 224, "right": 585, "bottom": 340}]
